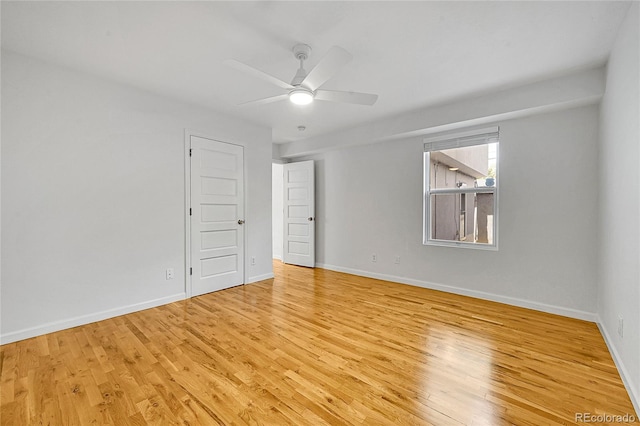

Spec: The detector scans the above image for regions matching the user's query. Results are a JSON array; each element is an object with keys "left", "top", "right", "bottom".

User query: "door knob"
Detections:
[
  {"left": 308, "top": 217, "right": 314, "bottom": 221},
  {"left": 238, "top": 219, "right": 245, "bottom": 225}
]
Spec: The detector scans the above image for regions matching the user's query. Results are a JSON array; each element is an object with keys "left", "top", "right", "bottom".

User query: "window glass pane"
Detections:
[
  {"left": 430, "top": 193, "right": 494, "bottom": 245},
  {"left": 429, "top": 143, "right": 497, "bottom": 190}
]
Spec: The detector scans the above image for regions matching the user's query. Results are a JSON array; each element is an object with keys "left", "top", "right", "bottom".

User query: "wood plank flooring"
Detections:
[{"left": 1, "top": 261, "right": 637, "bottom": 425}]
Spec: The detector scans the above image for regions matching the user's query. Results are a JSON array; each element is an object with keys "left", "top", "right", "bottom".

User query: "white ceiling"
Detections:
[{"left": 1, "top": 1, "right": 631, "bottom": 144}]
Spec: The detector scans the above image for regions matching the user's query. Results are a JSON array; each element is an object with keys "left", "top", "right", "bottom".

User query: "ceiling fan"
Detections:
[{"left": 224, "top": 44, "right": 378, "bottom": 107}]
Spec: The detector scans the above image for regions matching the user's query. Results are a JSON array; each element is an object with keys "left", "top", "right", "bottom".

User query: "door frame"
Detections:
[{"left": 184, "top": 129, "right": 247, "bottom": 298}]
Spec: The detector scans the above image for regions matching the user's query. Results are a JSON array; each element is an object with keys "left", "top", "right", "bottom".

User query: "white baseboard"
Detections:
[
  {"left": 246, "top": 272, "right": 275, "bottom": 284},
  {"left": 273, "top": 255, "right": 282, "bottom": 261},
  {"left": 0, "top": 293, "right": 186, "bottom": 345},
  {"left": 597, "top": 318, "right": 640, "bottom": 416},
  {"left": 316, "top": 263, "right": 597, "bottom": 322}
]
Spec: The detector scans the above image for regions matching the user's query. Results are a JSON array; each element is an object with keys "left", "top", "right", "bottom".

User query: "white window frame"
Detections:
[{"left": 423, "top": 127, "right": 499, "bottom": 250}]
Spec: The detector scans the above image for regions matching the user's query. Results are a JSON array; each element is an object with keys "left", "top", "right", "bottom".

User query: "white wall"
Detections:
[
  {"left": 272, "top": 163, "right": 283, "bottom": 260},
  {"left": 302, "top": 105, "right": 599, "bottom": 319},
  {"left": 1, "top": 51, "right": 273, "bottom": 343},
  {"left": 598, "top": 3, "right": 640, "bottom": 411}
]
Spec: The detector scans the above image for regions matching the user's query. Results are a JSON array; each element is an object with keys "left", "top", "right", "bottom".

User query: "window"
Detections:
[{"left": 423, "top": 127, "right": 499, "bottom": 249}]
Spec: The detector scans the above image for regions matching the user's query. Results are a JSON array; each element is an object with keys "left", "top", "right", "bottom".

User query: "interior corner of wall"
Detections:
[{"left": 272, "top": 143, "right": 282, "bottom": 161}]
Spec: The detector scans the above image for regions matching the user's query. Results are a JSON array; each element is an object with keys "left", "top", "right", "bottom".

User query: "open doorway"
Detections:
[{"left": 272, "top": 162, "right": 284, "bottom": 261}]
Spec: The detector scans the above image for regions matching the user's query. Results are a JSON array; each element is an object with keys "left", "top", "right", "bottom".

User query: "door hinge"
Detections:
[
  {"left": 189, "top": 208, "right": 192, "bottom": 216},
  {"left": 190, "top": 267, "right": 192, "bottom": 276},
  {"left": 189, "top": 148, "right": 192, "bottom": 157}
]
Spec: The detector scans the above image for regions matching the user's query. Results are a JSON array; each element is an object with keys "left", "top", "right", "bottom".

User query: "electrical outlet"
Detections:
[
  {"left": 371, "top": 254, "right": 377, "bottom": 263},
  {"left": 166, "top": 268, "right": 174, "bottom": 280},
  {"left": 251, "top": 256, "right": 256, "bottom": 266},
  {"left": 394, "top": 256, "right": 400, "bottom": 264},
  {"left": 618, "top": 315, "right": 624, "bottom": 338}
]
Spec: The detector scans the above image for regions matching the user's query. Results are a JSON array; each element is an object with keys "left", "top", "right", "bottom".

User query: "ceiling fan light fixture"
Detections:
[{"left": 289, "top": 88, "right": 314, "bottom": 105}]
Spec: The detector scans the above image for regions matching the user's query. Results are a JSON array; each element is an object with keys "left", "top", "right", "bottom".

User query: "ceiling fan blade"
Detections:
[
  {"left": 224, "top": 59, "right": 294, "bottom": 90},
  {"left": 301, "top": 46, "right": 353, "bottom": 91},
  {"left": 238, "top": 94, "right": 288, "bottom": 107},
  {"left": 315, "top": 89, "right": 378, "bottom": 106}
]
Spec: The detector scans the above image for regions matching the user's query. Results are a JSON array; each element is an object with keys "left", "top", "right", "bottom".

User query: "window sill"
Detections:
[{"left": 423, "top": 239, "right": 498, "bottom": 251}]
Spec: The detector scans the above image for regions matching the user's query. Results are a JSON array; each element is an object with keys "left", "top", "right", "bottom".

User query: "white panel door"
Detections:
[
  {"left": 190, "top": 136, "right": 244, "bottom": 296},
  {"left": 283, "top": 161, "right": 315, "bottom": 267}
]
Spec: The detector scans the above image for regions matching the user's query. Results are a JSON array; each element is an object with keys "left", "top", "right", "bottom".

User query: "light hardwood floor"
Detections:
[{"left": 1, "top": 261, "right": 637, "bottom": 425}]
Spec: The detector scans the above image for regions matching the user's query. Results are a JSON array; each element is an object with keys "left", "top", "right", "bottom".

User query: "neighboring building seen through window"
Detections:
[{"left": 423, "top": 128, "right": 499, "bottom": 249}]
